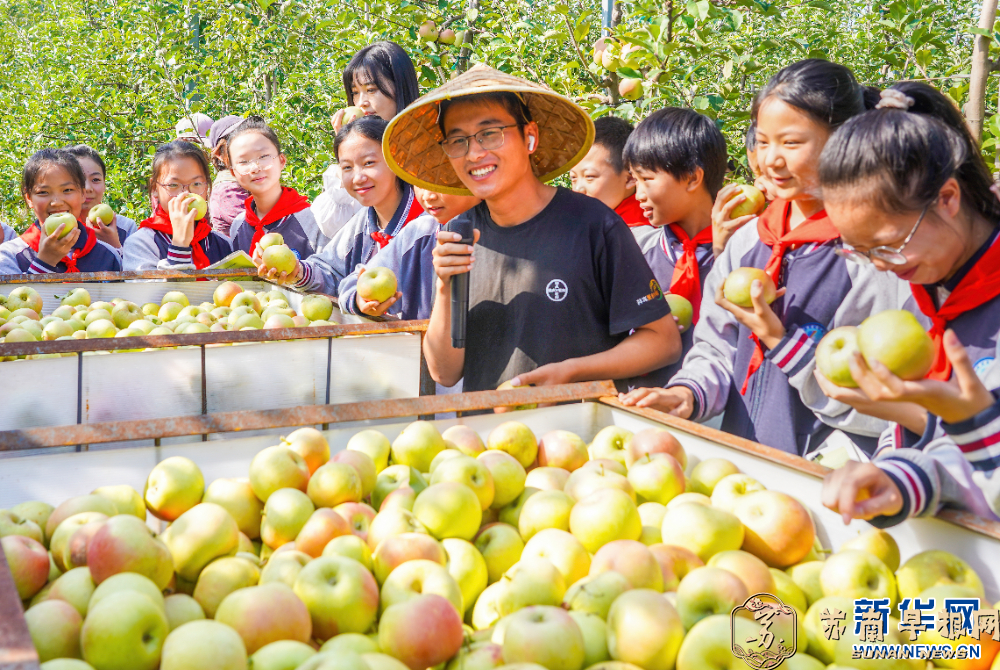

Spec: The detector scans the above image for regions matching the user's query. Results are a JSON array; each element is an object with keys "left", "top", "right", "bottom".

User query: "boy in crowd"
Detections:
[{"left": 569, "top": 116, "right": 653, "bottom": 245}]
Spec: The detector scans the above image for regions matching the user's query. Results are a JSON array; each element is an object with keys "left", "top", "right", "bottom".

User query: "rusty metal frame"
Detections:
[{"left": 0, "top": 268, "right": 262, "bottom": 283}]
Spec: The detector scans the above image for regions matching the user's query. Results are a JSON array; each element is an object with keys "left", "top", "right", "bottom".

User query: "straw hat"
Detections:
[{"left": 383, "top": 64, "right": 595, "bottom": 195}]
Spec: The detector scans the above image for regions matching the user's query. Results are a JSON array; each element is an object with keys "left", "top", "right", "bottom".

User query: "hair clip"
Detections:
[{"left": 876, "top": 89, "right": 915, "bottom": 111}]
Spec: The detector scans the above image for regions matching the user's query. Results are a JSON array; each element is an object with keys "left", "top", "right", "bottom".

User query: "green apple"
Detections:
[
  {"left": 471, "top": 580, "right": 507, "bottom": 630},
  {"left": 729, "top": 184, "right": 766, "bottom": 219},
  {"left": 502, "top": 606, "right": 585, "bottom": 670},
  {"left": 329, "top": 451, "right": 375, "bottom": 499},
  {"left": 380, "top": 558, "right": 463, "bottom": 615},
  {"left": 659, "top": 502, "right": 743, "bottom": 562},
  {"left": 296, "top": 507, "right": 353, "bottom": 558},
  {"left": 261, "top": 488, "right": 315, "bottom": 549},
  {"left": 250, "top": 640, "right": 316, "bottom": 670},
  {"left": 819, "top": 549, "right": 896, "bottom": 604},
  {"left": 45, "top": 566, "right": 96, "bottom": 617},
  {"left": 536, "top": 430, "right": 588, "bottom": 471},
  {"left": 85, "top": 514, "right": 173, "bottom": 588},
  {"left": 379, "top": 593, "right": 464, "bottom": 670},
  {"left": 159, "top": 619, "right": 247, "bottom": 670},
  {"left": 442, "top": 537, "right": 488, "bottom": 614},
  {"left": 203, "top": 478, "right": 263, "bottom": 539},
  {"left": 442, "top": 425, "right": 486, "bottom": 457},
  {"left": 262, "top": 312, "right": 296, "bottom": 330},
  {"left": 431, "top": 455, "right": 495, "bottom": 510},
  {"left": 164, "top": 594, "right": 205, "bottom": 631},
  {"left": 293, "top": 555, "right": 380, "bottom": 640},
  {"left": 231, "top": 312, "right": 264, "bottom": 330},
  {"left": 637, "top": 502, "right": 667, "bottom": 528},
  {"left": 568, "top": 611, "right": 609, "bottom": 667},
  {"left": 674, "top": 566, "right": 748, "bottom": 630},
  {"left": 262, "top": 244, "right": 298, "bottom": 275},
  {"left": 588, "top": 426, "right": 633, "bottom": 467},
  {"left": 56, "top": 287, "right": 90, "bottom": 308},
  {"left": 140, "top": 302, "right": 160, "bottom": 316},
  {"left": 497, "top": 557, "right": 566, "bottom": 616},
  {"left": 88, "top": 571, "right": 164, "bottom": 613},
  {"left": 709, "top": 473, "right": 765, "bottom": 513},
  {"left": 723, "top": 267, "right": 777, "bottom": 307},
  {"left": 192, "top": 556, "right": 260, "bottom": 618},
  {"left": 707, "top": 549, "right": 775, "bottom": 596},
  {"left": 109, "top": 301, "right": 142, "bottom": 329},
  {"left": 839, "top": 528, "right": 900, "bottom": 572},
  {"left": 50, "top": 304, "right": 76, "bottom": 319},
  {"left": 445, "top": 641, "right": 504, "bottom": 670},
  {"left": 24, "top": 599, "right": 82, "bottom": 662},
  {"left": 521, "top": 528, "right": 589, "bottom": 587},
  {"left": 478, "top": 451, "right": 526, "bottom": 510},
  {"left": 786, "top": 561, "right": 824, "bottom": 608},
  {"left": 769, "top": 568, "right": 808, "bottom": 613},
  {"left": 323, "top": 535, "right": 373, "bottom": 570},
  {"left": 894, "top": 549, "right": 985, "bottom": 599},
  {"left": 569, "top": 487, "right": 642, "bottom": 555},
  {"left": 160, "top": 290, "right": 189, "bottom": 307},
  {"left": 413, "top": 482, "right": 482, "bottom": 541},
  {"left": 366, "top": 508, "right": 428, "bottom": 551},
  {"left": 307, "top": 461, "right": 363, "bottom": 508},
  {"left": 525, "top": 466, "right": 570, "bottom": 492},
  {"left": 674, "top": 613, "right": 759, "bottom": 670},
  {"left": 2, "top": 535, "right": 49, "bottom": 599},
  {"left": 85, "top": 318, "right": 117, "bottom": 338},
  {"left": 357, "top": 266, "right": 398, "bottom": 303},
  {"left": 487, "top": 422, "right": 538, "bottom": 468},
  {"left": 144, "top": 455, "right": 204, "bottom": 521},
  {"left": 429, "top": 449, "right": 465, "bottom": 474},
  {"left": 158, "top": 301, "right": 185, "bottom": 321},
  {"left": 259, "top": 550, "right": 312, "bottom": 589},
  {"left": 517, "top": 490, "right": 573, "bottom": 540},
  {"left": 160, "top": 503, "right": 240, "bottom": 582},
  {"left": 44, "top": 212, "right": 77, "bottom": 238},
  {"left": 249, "top": 445, "right": 310, "bottom": 502},
  {"left": 816, "top": 326, "right": 861, "bottom": 387},
  {"left": 349, "top": 429, "right": 393, "bottom": 473},
  {"left": 215, "top": 582, "right": 312, "bottom": 654},
  {"left": 81, "top": 590, "right": 169, "bottom": 670},
  {"left": 0, "top": 509, "right": 44, "bottom": 543},
  {"left": 231, "top": 291, "right": 262, "bottom": 312},
  {"left": 628, "top": 454, "right": 685, "bottom": 505},
  {"left": 497, "top": 487, "right": 539, "bottom": 528},
  {"left": 474, "top": 522, "right": 524, "bottom": 584},
  {"left": 258, "top": 232, "right": 285, "bottom": 250},
  {"left": 665, "top": 294, "right": 694, "bottom": 332},
  {"left": 392, "top": 421, "right": 447, "bottom": 473},
  {"left": 590, "top": 539, "right": 664, "bottom": 591},
  {"left": 42, "top": 319, "right": 74, "bottom": 340},
  {"left": 184, "top": 194, "right": 209, "bottom": 220},
  {"left": 341, "top": 106, "right": 366, "bottom": 125},
  {"left": 607, "top": 589, "right": 684, "bottom": 670},
  {"left": 318, "top": 633, "right": 378, "bottom": 654},
  {"left": 802, "top": 596, "right": 852, "bottom": 663},
  {"left": 857, "top": 309, "right": 935, "bottom": 380},
  {"left": 297, "top": 295, "right": 332, "bottom": 322}
]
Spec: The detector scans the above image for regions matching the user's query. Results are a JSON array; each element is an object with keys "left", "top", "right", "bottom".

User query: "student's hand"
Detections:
[
  {"left": 168, "top": 193, "right": 198, "bottom": 248},
  {"left": 255, "top": 257, "right": 303, "bottom": 286},
  {"left": 357, "top": 290, "right": 402, "bottom": 317},
  {"left": 90, "top": 217, "right": 121, "bottom": 249},
  {"left": 37, "top": 223, "right": 81, "bottom": 267},
  {"left": 822, "top": 460, "right": 903, "bottom": 525},
  {"left": 711, "top": 184, "right": 757, "bottom": 258},
  {"left": 331, "top": 109, "right": 346, "bottom": 133},
  {"left": 511, "top": 363, "right": 576, "bottom": 389},
  {"left": 715, "top": 280, "right": 787, "bottom": 349},
  {"left": 813, "top": 367, "right": 929, "bottom": 434},
  {"left": 831, "top": 330, "right": 994, "bottom": 425},
  {"left": 617, "top": 386, "right": 695, "bottom": 419},
  {"left": 755, "top": 175, "right": 779, "bottom": 202},
  {"left": 432, "top": 229, "right": 480, "bottom": 288}
]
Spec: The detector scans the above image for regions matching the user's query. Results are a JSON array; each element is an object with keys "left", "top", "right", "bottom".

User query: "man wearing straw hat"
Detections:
[{"left": 384, "top": 64, "right": 681, "bottom": 392}]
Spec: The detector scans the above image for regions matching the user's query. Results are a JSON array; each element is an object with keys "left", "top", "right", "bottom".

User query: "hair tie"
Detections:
[{"left": 876, "top": 89, "right": 915, "bottom": 111}]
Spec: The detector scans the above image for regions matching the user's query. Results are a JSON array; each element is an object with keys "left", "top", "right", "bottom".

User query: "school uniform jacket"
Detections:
[
  {"left": 229, "top": 206, "right": 328, "bottom": 262},
  {"left": 2, "top": 222, "right": 15, "bottom": 243},
  {"left": 114, "top": 214, "right": 138, "bottom": 243},
  {"left": 121, "top": 227, "right": 233, "bottom": 271},
  {"left": 338, "top": 213, "right": 440, "bottom": 321},
  {"left": 666, "top": 220, "right": 913, "bottom": 456},
  {"left": 0, "top": 222, "right": 122, "bottom": 274}
]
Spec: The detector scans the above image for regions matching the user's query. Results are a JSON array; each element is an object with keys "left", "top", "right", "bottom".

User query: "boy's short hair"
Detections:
[
  {"left": 623, "top": 107, "right": 728, "bottom": 199},
  {"left": 592, "top": 116, "right": 634, "bottom": 175}
]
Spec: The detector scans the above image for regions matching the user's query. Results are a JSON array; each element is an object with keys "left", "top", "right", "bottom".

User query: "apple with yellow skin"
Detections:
[
  {"left": 160, "top": 503, "right": 240, "bottom": 582},
  {"left": 625, "top": 428, "right": 687, "bottom": 469},
  {"left": 294, "top": 555, "right": 379, "bottom": 640},
  {"left": 894, "top": 549, "right": 985, "bottom": 599},
  {"left": 769, "top": 567, "right": 808, "bottom": 613},
  {"left": 259, "top": 550, "right": 312, "bottom": 589},
  {"left": 44, "top": 212, "right": 77, "bottom": 238},
  {"left": 472, "top": 580, "right": 508, "bottom": 630},
  {"left": 24, "top": 599, "right": 82, "bottom": 662},
  {"left": 380, "top": 558, "right": 463, "bottom": 615},
  {"left": 525, "top": 466, "right": 570, "bottom": 491},
  {"left": 709, "top": 473, "right": 765, "bottom": 513},
  {"left": 497, "top": 557, "right": 566, "bottom": 616},
  {"left": 706, "top": 550, "right": 775, "bottom": 596},
  {"left": 537, "top": 430, "right": 588, "bottom": 471},
  {"left": 0, "top": 509, "right": 44, "bottom": 544},
  {"left": 660, "top": 502, "right": 743, "bottom": 562},
  {"left": 323, "top": 535, "right": 373, "bottom": 571},
  {"left": 261, "top": 488, "right": 315, "bottom": 549},
  {"left": 50, "top": 512, "right": 109, "bottom": 572},
  {"left": 88, "top": 202, "right": 116, "bottom": 226},
  {"left": 816, "top": 326, "right": 861, "bottom": 388},
  {"left": 723, "top": 267, "right": 777, "bottom": 307},
  {"left": 590, "top": 539, "right": 664, "bottom": 591},
  {"left": 518, "top": 490, "right": 573, "bottom": 540},
  {"left": 413, "top": 482, "right": 482, "bottom": 541},
  {"left": 185, "top": 193, "right": 209, "bottom": 219},
  {"left": 487, "top": 422, "right": 538, "bottom": 469},
  {"left": 666, "top": 492, "right": 711, "bottom": 509},
  {"left": 203, "top": 478, "right": 263, "bottom": 539},
  {"left": 348, "top": 429, "right": 393, "bottom": 472},
  {"left": 308, "top": 461, "right": 363, "bottom": 508},
  {"left": 442, "top": 537, "right": 489, "bottom": 614},
  {"left": 431, "top": 455, "right": 495, "bottom": 510},
  {"left": 839, "top": 528, "right": 900, "bottom": 572},
  {"left": 320, "top": 633, "right": 379, "bottom": 655},
  {"left": 213, "top": 281, "right": 244, "bottom": 307},
  {"left": 786, "top": 560, "right": 824, "bottom": 608},
  {"left": 373, "top": 465, "right": 428, "bottom": 511},
  {"left": 474, "top": 522, "right": 525, "bottom": 584},
  {"left": 734, "top": 490, "right": 815, "bottom": 568},
  {"left": 479, "top": 450, "right": 527, "bottom": 510},
  {"left": 249, "top": 445, "right": 310, "bottom": 502},
  {"left": 606, "top": 589, "right": 684, "bottom": 670},
  {"left": 45, "top": 566, "right": 96, "bottom": 617},
  {"left": 648, "top": 544, "right": 703, "bottom": 591},
  {"left": 392, "top": 421, "right": 447, "bottom": 473},
  {"left": 569, "top": 488, "right": 642, "bottom": 554},
  {"left": 342, "top": 106, "right": 366, "bottom": 125},
  {"left": 81, "top": 590, "right": 169, "bottom": 670},
  {"left": 674, "top": 614, "right": 762, "bottom": 670},
  {"left": 521, "top": 528, "right": 591, "bottom": 587},
  {"left": 442, "top": 424, "right": 486, "bottom": 457},
  {"left": 588, "top": 426, "right": 633, "bottom": 467},
  {"left": 564, "top": 466, "right": 635, "bottom": 503},
  {"left": 372, "top": 531, "right": 446, "bottom": 583},
  {"left": 262, "top": 244, "right": 298, "bottom": 275},
  {"left": 675, "top": 566, "right": 749, "bottom": 630},
  {"left": 358, "top": 267, "right": 398, "bottom": 303},
  {"left": 502, "top": 606, "right": 586, "bottom": 670},
  {"left": 379, "top": 593, "right": 464, "bottom": 670},
  {"left": 619, "top": 78, "right": 643, "bottom": 101},
  {"left": 144, "top": 456, "right": 204, "bottom": 521},
  {"left": 445, "top": 641, "right": 504, "bottom": 670},
  {"left": 820, "top": 549, "right": 896, "bottom": 605},
  {"left": 193, "top": 555, "right": 261, "bottom": 618},
  {"left": 429, "top": 448, "right": 465, "bottom": 474},
  {"left": 568, "top": 610, "right": 610, "bottom": 668},
  {"left": 230, "top": 291, "right": 261, "bottom": 313},
  {"left": 164, "top": 594, "right": 205, "bottom": 631},
  {"left": 729, "top": 184, "right": 766, "bottom": 219},
  {"left": 86, "top": 514, "right": 173, "bottom": 589},
  {"left": 907, "top": 584, "right": 999, "bottom": 670},
  {"left": 628, "top": 454, "right": 685, "bottom": 505},
  {"left": 215, "top": 582, "right": 312, "bottom": 654},
  {"left": 249, "top": 640, "right": 317, "bottom": 670},
  {"left": 857, "top": 309, "right": 935, "bottom": 380},
  {"left": 366, "top": 507, "right": 428, "bottom": 550},
  {"left": 295, "top": 508, "right": 352, "bottom": 558}
]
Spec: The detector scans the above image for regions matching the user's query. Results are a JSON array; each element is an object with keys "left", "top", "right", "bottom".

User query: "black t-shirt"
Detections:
[{"left": 457, "top": 187, "right": 672, "bottom": 392}]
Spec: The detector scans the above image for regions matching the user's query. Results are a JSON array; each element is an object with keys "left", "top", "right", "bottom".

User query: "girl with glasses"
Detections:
[
  {"left": 225, "top": 117, "right": 328, "bottom": 262},
  {"left": 818, "top": 83, "right": 1000, "bottom": 526},
  {"left": 122, "top": 141, "right": 232, "bottom": 270}
]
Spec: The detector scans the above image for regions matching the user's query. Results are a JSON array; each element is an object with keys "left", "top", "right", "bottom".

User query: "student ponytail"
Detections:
[
  {"left": 751, "top": 59, "right": 865, "bottom": 130},
  {"left": 818, "top": 82, "right": 1000, "bottom": 226}
]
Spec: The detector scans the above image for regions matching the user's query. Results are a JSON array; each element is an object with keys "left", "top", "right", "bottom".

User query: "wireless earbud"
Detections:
[{"left": 528, "top": 136, "right": 536, "bottom": 151}]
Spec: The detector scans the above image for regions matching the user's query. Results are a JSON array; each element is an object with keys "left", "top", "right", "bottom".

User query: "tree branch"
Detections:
[{"left": 563, "top": 14, "right": 603, "bottom": 88}]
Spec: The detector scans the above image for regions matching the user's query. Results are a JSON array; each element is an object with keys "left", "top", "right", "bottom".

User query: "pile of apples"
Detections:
[
  {"left": 2, "top": 421, "right": 995, "bottom": 670},
  {"left": 0, "top": 283, "right": 336, "bottom": 360}
]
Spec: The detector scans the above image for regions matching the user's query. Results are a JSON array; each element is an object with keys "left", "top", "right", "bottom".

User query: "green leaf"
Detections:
[
  {"left": 693, "top": 95, "right": 710, "bottom": 109},
  {"left": 967, "top": 27, "right": 992, "bottom": 37},
  {"left": 466, "top": 7, "right": 478, "bottom": 22},
  {"left": 686, "top": 0, "right": 710, "bottom": 22},
  {"left": 617, "top": 66, "right": 642, "bottom": 78}
]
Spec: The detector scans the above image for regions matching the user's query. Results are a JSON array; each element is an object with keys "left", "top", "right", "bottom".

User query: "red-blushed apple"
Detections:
[
  {"left": 294, "top": 556, "right": 379, "bottom": 640},
  {"left": 250, "top": 640, "right": 317, "bottom": 670},
  {"left": 723, "top": 267, "right": 777, "bottom": 307},
  {"left": 478, "top": 451, "right": 527, "bottom": 509},
  {"left": 497, "top": 486, "right": 539, "bottom": 528},
  {"left": 391, "top": 421, "right": 447, "bottom": 473},
  {"left": 44, "top": 566, "right": 96, "bottom": 617},
  {"left": 249, "top": 446, "right": 310, "bottom": 502},
  {"left": 159, "top": 619, "right": 247, "bottom": 670},
  {"left": 334, "top": 502, "right": 377, "bottom": 543},
  {"left": 295, "top": 508, "right": 352, "bottom": 558},
  {"left": 215, "top": 582, "right": 312, "bottom": 654},
  {"left": 63, "top": 520, "right": 106, "bottom": 570},
  {"left": 92, "top": 484, "right": 146, "bottom": 519},
  {"left": 373, "top": 465, "right": 428, "bottom": 511},
  {"left": 497, "top": 557, "right": 566, "bottom": 615},
  {"left": 487, "top": 422, "right": 539, "bottom": 469},
  {"left": 372, "top": 532, "right": 446, "bottom": 583},
  {"left": 431, "top": 455, "right": 495, "bottom": 510},
  {"left": 627, "top": 454, "right": 685, "bottom": 505},
  {"left": 308, "top": 462, "right": 363, "bottom": 508},
  {"left": 647, "top": 544, "right": 704, "bottom": 591},
  {"left": 606, "top": 589, "right": 684, "bottom": 670},
  {"left": 50, "top": 513, "right": 108, "bottom": 573},
  {"left": 590, "top": 539, "right": 664, "bottom": 591},
  {"left": 81, "top": 590, "right": 169, "bottom": 670},
  {"left": 45, "top": 495, "right": 117, "bottom": 539},
  {"left": 280, "top": 427, "right": 331, "bottom": 475},
  {"left": 518, "top": 490, "right": 574, "bottom": 540},
  {"left": 564, "top": 467, "right": 635, "bottom": 503},
  {"left": 160, "top": 502, "right": 240, "bottom": 582},
  {"left": 379, "top": 593, "right": 463, "bottom": 670},
  {"left": 348, "top": 429, "right": 392, "bottom": 473},
  {"left": 857, "top": 309, "right": 935, "bottom": 380},
  {"left": 675, "top": 566, "right": 749, "bottom": 630},
  {"left": 734, "top": 490, "right": 815, "bottom": 568},
  {"left": 213, "top": 281, "right": 244, "bottom": 308},
  {"left": 442, "top": 537, "right": 488, "bottom": 615},
  {"left": 569, "top": 488, "right": 642, "bottom": 554},
  {"left": 563, "top": 572, "right": 632, "bottom": 619},
  {"left": 819, "top": 549, "right": 897, "bottom": 604},
  {"left": 687, "top": 458, "right": 740, "bottom": 496},
  {"left": 839, "top": 528, "right": 900, "bottom": 572},
  {"left": 259, "top": 550, "right": 312, "bottom": 589},
  {"left": 85, "top": 514, "right": 173, "bottom": 588},
  {"left": 624, "top": 429, "right": 687, "bottom": 469},
  {"left": 588, "top": 426, "right": 633, "bottom": 467},
  {"left": 618, "top": 78, "right": 642, "bottom": 101},
  {"left": 333, "top": 450, "right": 378, "bottom": 499},
  {"left": 709, "top": 473, "right": 765, "bottom": 513},
  {"left": 203, "top": 478, "right": 263, "bottom": 539},
  {"left": 428, "top": 449, "right": 465, "bottom": 474},
  {"left": 380, "top": 558, "right": 463, "bottom": 615},
  {"left": 193, "top": 556, "right": 261, "bottom": 618},
  {"left": 525, "top": 466, "right": 570, "bottom": 492},
  {"left": 442, "top": 425, "right": 486, "bottom": 457},
  {"left": 706, "top": 550, "right": 775, "bottom": 596},
  {"left": 24, "top": 599, "right": 82, "bottom": 662},
  {"left": 502, "top": 606, "right": 586, "bottom": 670},
  {"left": 144, "top": 456, "right": 205, "bottom": 521},
  {"left": 164, "top": 593, "right": 205, "bottom": 631},
  {"left": 380, "top": 486, "right": 417, "bottom": 512},
  {"left": 894, "top": 549, "right": 985, "bottom": 599},
  {"left": 474, "top": 522, "right": 525, "bottom": 584},
  {"left": 445, "top": 641, "right": 504, "bottom": 670},
  {"left": 659, "top": 502, "right": 743, "bottom": 562},
  {"left": 357, "top": 266, "right": 399, "bottom": 303},
  {"left": 521, "top": 528, "right": 591, "bottom": 587},
  {"left": 366, "top": 508, "right": 428, "bottom": 550}
]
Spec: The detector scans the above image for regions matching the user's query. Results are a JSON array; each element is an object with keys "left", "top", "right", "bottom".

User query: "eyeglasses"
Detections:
[
  {"left": 157, "top": 180, "right": 208, "bottom": 195},
  {"left": 439, "top": 125, "right": 519, "bottom": 158},
  {"left": 234, "top": 154, "right": 276, "bottom": 174},
  {"left": 834, "top": 203, "right": 930, "bottom": 266}
]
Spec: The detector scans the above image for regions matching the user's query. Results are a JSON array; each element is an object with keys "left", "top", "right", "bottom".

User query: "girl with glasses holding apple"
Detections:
[
  {"left": 122, "top": 141, "right": 232, "bottom": 270},
  {"left": 817, "top": 82, "right": 1000, "bottom": 527}
]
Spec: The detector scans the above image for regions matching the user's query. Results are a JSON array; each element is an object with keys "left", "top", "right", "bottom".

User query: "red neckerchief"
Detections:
[
  {"left": 741, "top": 199, "right": 840, "bottom": 394},
  {"left": 666, "top": 223, "right": 714, "bottom": 325},
  {"left": 910, "top": 235, "right": 1000, "bottom": 380},
  {"left": 21, "top": 220, "right": 96, "bottom": 273},
  {"left": 371, "top": 194, "right": 424, "bottom": 249},
  {"left": 615, "top": 194, "right": 647, "bottom": 227},
  {"left": 244, "top": 187, "right": 310, "bottom": 253},
  {"left": 139, "top": 206, "right": 213, "bottom": 269}
]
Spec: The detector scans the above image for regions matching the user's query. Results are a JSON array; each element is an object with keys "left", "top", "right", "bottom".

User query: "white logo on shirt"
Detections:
[{"left": 546, "top": 279, "right": 568, "bottom": 302}]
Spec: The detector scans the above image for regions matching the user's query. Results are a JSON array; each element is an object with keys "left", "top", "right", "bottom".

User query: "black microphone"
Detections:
[{"left": 445, "top": 218, "right": 475, "bottom": 348}]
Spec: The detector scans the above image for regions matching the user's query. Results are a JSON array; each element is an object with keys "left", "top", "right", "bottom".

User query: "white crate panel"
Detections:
[
  {"left": 0, "top": 356, "right": 79, "bottom": 429},
  {"left": 327, "top": 334, "right": 422, "bottom": 404}
]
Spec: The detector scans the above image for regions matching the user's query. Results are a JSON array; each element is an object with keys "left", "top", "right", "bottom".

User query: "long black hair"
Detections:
[
  {"left": 751, "top": 59, "right": 865, "bottom": 131},
  {"left": 343, "top": 42, "right": 419, "bottom": 116},
  {"left": 819, "top": 82, "right": 1000, "bottom": 225}
]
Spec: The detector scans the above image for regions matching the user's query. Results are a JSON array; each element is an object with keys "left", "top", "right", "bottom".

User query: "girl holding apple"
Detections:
[
  {"left": 816, "top": 82, "right": 1000, "bottom": 526},
  {"left": 64, "top": 144, "right": 137, "bottom": 250},
  {"left": 620, "top": 58, "right": 913, "bottom": 458},
  {"left": 256, "top": 116, "right": 423, "bottom": 297},
  {"left": 122, "top": 141, "right": 232, "bottom": 270},
  {"left": 225, "top": 116, "right": 329, "bottom": 262},
  {"left": 0, "top": 148, "right": 122, "bottom": 275}
]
